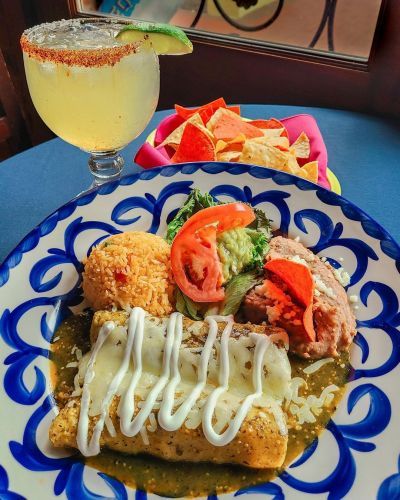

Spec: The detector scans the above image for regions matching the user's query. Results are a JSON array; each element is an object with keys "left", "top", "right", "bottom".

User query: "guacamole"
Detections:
[{"left": 217, "top": 227, "right": 268, "bottom": 283}]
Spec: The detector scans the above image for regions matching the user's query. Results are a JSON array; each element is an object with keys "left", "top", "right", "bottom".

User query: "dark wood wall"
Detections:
[
  {"left": 1, "top": 0, "right": 78, "bottom": 144},
  {"left": 0, "top": 0, "right": 399, "bottom": 154}
]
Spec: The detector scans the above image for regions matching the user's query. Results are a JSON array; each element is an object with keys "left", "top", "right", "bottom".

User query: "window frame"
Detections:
[{"left": 0, "top": 0, "right": 398, "bottom": 150}]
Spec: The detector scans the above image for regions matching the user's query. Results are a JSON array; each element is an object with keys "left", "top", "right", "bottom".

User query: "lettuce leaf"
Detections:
[
  {"left": 166, "top": 189, "right": 217, "bottom": 243},
  {"left": 245, "top": 228, "right": 269, "bottom": 270},
  {"left": 220, "top": 270, "right": 263, "bottom": 316},
  {"left": 175, "top": 270, "right": 262, "bottom": 320},
  {"left": 175, "top": 288, "right": 203, "bottom": 320},
  {"left": 248, "top": 207, "right": 272, "bottom": 239}
]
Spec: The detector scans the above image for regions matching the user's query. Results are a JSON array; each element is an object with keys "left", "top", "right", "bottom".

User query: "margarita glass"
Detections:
[{"left": 21, "top": 18, "right": 160, "bottom": 185}]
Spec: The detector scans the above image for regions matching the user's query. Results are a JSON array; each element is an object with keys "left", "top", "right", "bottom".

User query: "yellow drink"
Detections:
[{"left": 21, "top": 19, "right": 159, "bottom": 153}]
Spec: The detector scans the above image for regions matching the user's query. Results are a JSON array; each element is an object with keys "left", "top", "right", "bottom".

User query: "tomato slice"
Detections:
[
  {"left": 171, "top": 203, "right": 255, "bottom": 302},
  {"left": 172, "top": 226, "right": 224, "bottom": 302},
  {"left": 178, "top": 203, "right": 255, "bottom": 235},
  {"left": 265, "top": 258, "right": 316, "bottom": 342}
]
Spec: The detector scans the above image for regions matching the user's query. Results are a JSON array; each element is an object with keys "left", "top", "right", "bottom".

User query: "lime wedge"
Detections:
[{"left": 116, "top": 22, "right": 193, "bottom": 55}]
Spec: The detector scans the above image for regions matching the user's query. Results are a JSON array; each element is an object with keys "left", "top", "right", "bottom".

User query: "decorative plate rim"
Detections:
[{"left": 1, "top": 162, "right": 399, "bottom": 288}]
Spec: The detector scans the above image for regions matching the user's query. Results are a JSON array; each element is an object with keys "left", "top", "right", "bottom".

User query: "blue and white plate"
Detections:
[{"left": 1, "top": 163, "right": 399, "bottom": 500}]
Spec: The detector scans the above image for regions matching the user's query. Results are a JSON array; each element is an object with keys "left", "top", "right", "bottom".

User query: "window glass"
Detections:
[{"left": 76, "top": 0, "right": 383, "bottom": 60}]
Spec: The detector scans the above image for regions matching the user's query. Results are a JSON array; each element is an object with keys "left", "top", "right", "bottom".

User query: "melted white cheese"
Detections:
[
  {"left": 303, "top": 357, "right": 334, "bottom": 375},
  {"left": 76, "top": 308, "right": 291, "bottom": 457},
  {"left": 285, "top": 376, "right": 339, "bottom": 424}
]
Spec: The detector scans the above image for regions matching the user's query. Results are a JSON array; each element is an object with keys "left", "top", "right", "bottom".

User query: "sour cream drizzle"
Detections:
[
  {"left": 202, "top": 316, "right": 271, "bottom": 446},
  {"left": 77, "top": 307, "right": 283, "bottom": 457}
]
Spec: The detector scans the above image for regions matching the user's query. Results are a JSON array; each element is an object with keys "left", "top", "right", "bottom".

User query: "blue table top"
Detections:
[{"left": 1, "top": 104, "right": 399, "bottom": 263}]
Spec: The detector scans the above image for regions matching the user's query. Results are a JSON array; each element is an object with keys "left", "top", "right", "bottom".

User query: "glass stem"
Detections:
[{"left": 88, "top": 150, "right": 124, "bottom": 186}]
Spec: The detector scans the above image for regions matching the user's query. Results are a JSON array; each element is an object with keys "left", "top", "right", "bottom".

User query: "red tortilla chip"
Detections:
[
  {"left": 249, "top": 118, "right": 289, "bottom": 138},
  {"left": 175, "top": 99, "right": 241, "bottom": 125},
  {"left": 227, "top": 105, "right": 241, "bottom": 115},
  {"left": 224, "top": 142, "right": 243, "bottom": 152},
  {"left": 200, "top": 105, "right": 240, "bottom": 124},
  {"left": 175, "top": 98, "right": 225, "bottom": 118},
  {"left": 171, "top": 122, "right": 216, "bottom": 163},
  {"left": 265, "top": 258, "right": 316, "bottom": 342},
  {"left": 175, "top": 98, "right": 226, "bottom": 124},
  {"left": 200, "top": 106, "right": 223, "bottom": 125},
  {"left": 159, "top": 113, "right": 205, "bottom": 149},
  {"left": 210, "top": 108, "right": 263, "bottom": 141}
]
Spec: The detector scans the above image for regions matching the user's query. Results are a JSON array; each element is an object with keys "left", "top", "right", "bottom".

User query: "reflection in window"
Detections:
[{"left": 76, "top": 0, "right": 382, "bottom": 59}]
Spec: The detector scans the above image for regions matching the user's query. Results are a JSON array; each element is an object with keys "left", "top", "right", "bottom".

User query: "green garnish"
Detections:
[
  {"left": 220, "top": 270, "right": 263, "bottom": 316},
  {"left": 249, "top": 207, "right": 273, "bottom": 239},
  {"left": 166, "top": 189, "right": 217, "bottom": 243},
  {"left": 116, "top": 22, "right": 193, "bottom": 55},
  {"left": 175, "top": 289, "right": 203, "bottom": 321}
]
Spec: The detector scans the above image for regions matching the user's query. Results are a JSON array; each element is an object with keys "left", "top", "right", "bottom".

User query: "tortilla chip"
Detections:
[
  {"left": 265, "top": 259, "right": 316, "bottom": 342},
  {"left": 215, "top": 140, "right": 228, "bottom": 154},
  {"left": 215, "top": 141, "right": 243, "bottom": 154},
  {"left": 239, "top": 141, "right": 290, "bottom": 170},
  {"left": 250, "top": 136, "right": 290, "bottom": 150},
  {"left": 229, "top": 133, "right": 246, "bottom": 144},
  {"left": 249, "top": 118, "right": 289, "bottom": 138},
  {"left": 171, "top": 122, "right": 216, "bottom": 163},
  {"left": 227, "top": 105, "right": 241, "bottom": 115},
  {"left": 215, "top": 134, "right": 246, "bottom": 154},
  {"left": 260, "top": 128, "right": 285, "bottom": 139},
  {"left": 159, "top": 113, "right": 202, "bottom": 148},
  {"left": 175, "top": 98, "right": 240, "bottom": 124},
  {"left": 226, "top": 143, "right": 244, "bottom": 152},
  {"left": 286, "top": 153, "right": 302, "bottom": 175},
  {"left": 297, "top": 161, "right": 318, "bottom": 183},
  {"left": 175, "top": 98, "right": 226, "bottom": 120},
  {"left": 290, "top": 132, "right": 310, "bottom": 159},
  {"left": 156, "top": 102, "right": 317, "bottom": 181},
  {"left": 217, "top": 150, "right": 241, "bottom": 162},
  {"left": 159, "top": 113, "right": 213, "bottom": 149},
  {"left": 207, "top": 108, "right": 263, "bottom": 141}
]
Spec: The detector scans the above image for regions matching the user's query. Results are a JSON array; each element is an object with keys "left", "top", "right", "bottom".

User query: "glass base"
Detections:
[{"left": 88, "top": 150, "right": 124, "bottom": 186}]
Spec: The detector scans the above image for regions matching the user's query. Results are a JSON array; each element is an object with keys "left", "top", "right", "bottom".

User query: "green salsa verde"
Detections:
[{"left": 50, "top": 313, "right": 350, "bottom": 498}]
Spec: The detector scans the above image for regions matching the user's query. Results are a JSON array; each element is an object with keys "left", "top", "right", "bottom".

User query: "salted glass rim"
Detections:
[{"left": 20, "top": 17, "right": 148, "bottom": 67}]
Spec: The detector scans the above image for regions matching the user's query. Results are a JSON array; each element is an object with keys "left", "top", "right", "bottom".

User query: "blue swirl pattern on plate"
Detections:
[
  {"left": 0, "top": 464, "right": 25, "bottom": 499},
  {"left": 378, "top": 455, "right": 400, "bottom": 500},
  {"left": 0, "top": 163, "right": 399, "bottom": 499}
]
